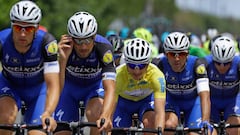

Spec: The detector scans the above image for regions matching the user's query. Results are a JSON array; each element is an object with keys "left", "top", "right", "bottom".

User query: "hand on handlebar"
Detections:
[
  {"left": 41, "top": 114, "right": 57, "bottom": 132},
  {"left": 97, "top": 118, "right": 112, "bottom": 133},
  {"left": 200, "top": 120, "right": 213, "bottom": 133}
]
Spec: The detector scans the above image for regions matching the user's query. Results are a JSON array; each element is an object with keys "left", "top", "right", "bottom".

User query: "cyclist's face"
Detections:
[
  {"left": 126, "top": 63, "right": 148, "bottom": 80},
  {"left": 12, "top": 21, "right": 38, "bottom": 48},
  {"left": 73, "top": 36, "right": 94, "bottom": 58},
  {"left": 166, "top": 51, "right": 188, "bottom": 72},
  {"left": 214, "top": 61, "right": 231, "bottom": 74}
]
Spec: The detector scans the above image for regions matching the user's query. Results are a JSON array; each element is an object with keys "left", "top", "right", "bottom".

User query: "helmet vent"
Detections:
[
  {"left": 79, "top": 22, "right": 84, "bottom": 33},
  {"left": 28, "top": 7, "right": 36, "bottom": 16},
  {"left": 168, "top": 37, "right": 173, "bottom": 46},
  {"left": 179, "top": 36, "right": 184, "bottom": 45},
  {"left": 136, "top": 48, "right": 139, "bottom": 57},
  {"left": 87, "top": 20, "right": 92, "bottom": 26},
  {"left": 22, "top": 7, "right": 28, "bottom": 15},
  {"left": 224, "top": 46, "right": 233, "bottom": 57}
]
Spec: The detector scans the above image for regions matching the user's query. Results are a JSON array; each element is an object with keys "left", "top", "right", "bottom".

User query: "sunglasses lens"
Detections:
[
  {"left": 12, "top": 25, "right": 21, "bottom": 32},
  {"left": 167, "top": 52, "right": 188, "bottom": 58},
  {"left": 73, "top": 37, "right": 93, "bottom": 45},
  {"left": 127, "top": 63, "right": 147, "bottom": 70},
  {"left": 215, "top": 61, "right": 231, "bottom": 66},
  {"left": 25, "top": 26, "right": 35, "bottom": 32},
  {"left": 12, "top": 24, "right": 36, "bottom": 33}
]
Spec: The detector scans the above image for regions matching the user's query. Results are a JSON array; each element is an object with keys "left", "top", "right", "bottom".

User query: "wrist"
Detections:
[
  {"left": 200, "top": 121, "right": 213, "bottom": 132},
  {"left": 42, "top": 111, "right": 51, "bottom": 117}
]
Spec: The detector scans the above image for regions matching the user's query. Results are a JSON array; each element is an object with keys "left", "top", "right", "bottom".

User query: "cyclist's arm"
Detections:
[
  {"left": 199, "top": 91, "right": 210, "bottom": 121},
  {"left": 101, "top": 79, "right": 116, "bottom": 119},
  {"left": 42, "top": 37, "right": 60, "bottom": 116},
  {"left": 98, "top": 78, "right": 116, "bottom": 132},
  {"left": 96, "top": 41, "right": 117, "bottom": 131},
  {"left": 58, "top": 34, "right": 73, "bottom": 90},
  {"left": 43, "top": 69, "right": 60, "bottom": 115},
  {"left": 195, "top": 58, "right": 211, "bottom": 122},
  {"left": 152, "top": 69, "right": 166, "bottom": 131},
  {"left": 41, "top": 38, "right": 60, "bottom": 131},
  {"left": 154, "top": 98, "right": 165, "bottom": 132}
]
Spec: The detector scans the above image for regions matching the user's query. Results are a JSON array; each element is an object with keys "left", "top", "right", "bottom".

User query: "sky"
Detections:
[{"left": 175, "top": 0, "right": 240, "bottom": 20}]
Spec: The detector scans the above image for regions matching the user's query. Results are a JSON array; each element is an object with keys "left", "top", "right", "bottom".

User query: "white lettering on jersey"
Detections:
[
  {"left": 114, "top": 116, "right": 122, "bottom": 127},
  {"left": 56, "top": 109, "right": 64, "bottom": 121},
  {"left": 1, "top": 87, "right": 10, "bottom": 93}
]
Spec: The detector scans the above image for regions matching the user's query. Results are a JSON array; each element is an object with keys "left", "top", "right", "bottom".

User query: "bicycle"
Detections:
[
  {"left": 56, "top": 101, "right": 107, "bottom": 135},
  {"left": 212, "top": 111, "right": 240, "bottom": 135},
  {"left": 71, "top": 101, "right": 85, "bottom": 135},
  {"left": 164, "top": 111, "right": 208, "bottom": 135},
  {"left": 0, "top": 118, "right": 51, "bottom": 135},
  {"left": 0, "top": 101, "right": 52, "bottom": 135}
]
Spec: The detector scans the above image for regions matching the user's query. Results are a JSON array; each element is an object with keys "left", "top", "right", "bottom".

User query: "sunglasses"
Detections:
[
  {"left": 11, "top": 23, "right": 37, "bottom": 33},
  {"left": 214, "top": 61, "right": 231, "bottom": 66},
  {"left": 73, "top": 37, "right": 93, "bottom": 45},
  {"left": 166, "top": 52, "right": 188, "bottom": 58},
  {"left": 113, "top": 53, "right": 122, "bottom": 60},
  {"left": 127, "top": 63, "right": 147, "bottom": 70}
]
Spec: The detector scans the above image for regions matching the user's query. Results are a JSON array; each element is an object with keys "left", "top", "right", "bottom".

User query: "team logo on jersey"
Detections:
[
  {"left": 10, "top": 57, "right": 20, "bottom": 64},
  {"left": 196, "top": 64, "right": 206, "bottom": 74},
  {"left": 45, "top": 41, "right": 58, "bottom": 56},
  {"left": 102, "top": 50, "right": 113, "bottom": 64}
]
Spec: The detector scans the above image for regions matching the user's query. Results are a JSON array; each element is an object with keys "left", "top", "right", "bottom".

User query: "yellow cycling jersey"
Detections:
[{"left": 116, "top": 63, "right": 166, "bottom": 101}]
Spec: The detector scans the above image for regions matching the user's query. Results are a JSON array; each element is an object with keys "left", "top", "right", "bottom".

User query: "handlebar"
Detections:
[
  {"left": 164, "top": 126, "right": 208, "bottom": 135},
  {"left": 111, "top": 127, "right": 162, "bottom": 135},
  {"left": 0, "top": 118, "right": 51, "bottom": 134},
  {"left": 59, "top": 118, "right": 106, "bottom": 135}
]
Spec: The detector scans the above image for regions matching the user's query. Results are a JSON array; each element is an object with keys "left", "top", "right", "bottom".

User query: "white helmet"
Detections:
[
  {"left": 124, "top": 38, "right": 152, "bottom": 64},
  {"left": 10, "top": 1, "right": 42, "bottom": 24},
  {"left": 106, "top": 34, "right": 124, "bottom": 53},
  {"left": 67, "top": 11, "right": 98, "bottom": 38},
  {"left": 164, "top": 32, "right": 190, "bottom": 52},
  {"left": 212, "top": 36, "right": 235, "bottom": 63},
  {"left": 207, "top": 28, "right": 218, "bottom": 39}
]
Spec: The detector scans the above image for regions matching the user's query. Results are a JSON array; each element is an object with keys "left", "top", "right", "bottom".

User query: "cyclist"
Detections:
[
  {"left": 186, "top": 32, "right": 207, "bottom": 58},
  {"left": 113, "top": 38, "right": 166, "bottom": 134},
  {"left": 54, "top": 11, "right": 116, "bottom": 135},
  {"left": 202, "top": 28, "right": 219, "bottom": 55},
  {"left": 0, "top": 1, "right": 60, "bottom": 135},
  {"left": 106, "top": 34, "right": 125, "bottom": 67},
  {"left": 119, "top": 27, "right": 130, "bottom": 40},
  {"left": 203, "top": 36, "right": 240, "bottom": 135},
  {"left": 152, "top": 32, "right": 213, "bottom": 135},
  {"left": 160, "top": 31, "right": 207, "bottom": 58},
  {"left": 186, "top": 32, "right": 202, "bottom": 48},
  {"left": 133, "top": 27, "right": 159, "bottom": 58}
]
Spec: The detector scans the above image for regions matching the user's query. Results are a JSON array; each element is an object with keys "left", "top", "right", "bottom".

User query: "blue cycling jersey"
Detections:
[
  {"left": 54, "top": 34, "right": 116, "bottom": 122},
  {"left": 152, "top": 55, "right": 209, "bottom": 128},
  {"left": 156, "top": 55, "right": 208, "bottom": 99},
  {"left": 0, "top": 28, "right": 58, "bottom": 86},
  {"left": 0, "top": 28, "right": 58, "bottom": 124},
  {"left": 65, "top": 34, "right": 116, "bottom": 85},
  {"left": 205, "top": 55, "right": 240, "bottom": 98},
  {"left": 204, "top": 55, "right": 240, "bottom": 122}
]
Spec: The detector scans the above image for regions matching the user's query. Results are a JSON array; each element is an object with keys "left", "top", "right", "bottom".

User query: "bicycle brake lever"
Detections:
[
  {"left": 45, "top": 118, "right": 51, "bottom": 135},
  {"left": 100, "top": 118, "right": 106, "bottom": 135}
]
